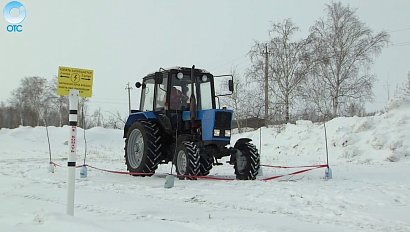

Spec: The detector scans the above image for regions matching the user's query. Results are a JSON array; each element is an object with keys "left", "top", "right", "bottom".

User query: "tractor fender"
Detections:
[
  {"left": 123, "top": 112, "right": 157, "bottom": 138},
  {"left": 234, "top": 138, "right": 252, "bottom": 147},
  {"left": 229, "top": 138, "right": 253, "bottom": 164},
  {"left": 156, "top": 113, "right": 173, "bottom": 134}
]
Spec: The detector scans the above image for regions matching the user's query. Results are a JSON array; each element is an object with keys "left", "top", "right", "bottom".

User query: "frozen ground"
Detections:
[{"left": 1, "top": 97, "right": 409, "bottom": 232}]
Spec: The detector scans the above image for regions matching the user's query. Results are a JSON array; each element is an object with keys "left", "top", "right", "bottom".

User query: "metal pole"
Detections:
[
  {"left": 126, "top": 83, "right": 132, "bottom": 114},
  {"left": 67, "top": 89, "right": 79, "bottom": 216},
  {"left": 259, "top": 126, "right": 262, "bottom": 156},
  {"left": 324, "top": 121, "right": 329, "bottom": 167},
  {"left": 190, "top": 65, "right": 197, "bottom": 122},
  {"left": 323, "top": 118, "right": 332, "bottom": 180},
  {"left": 263, "top": 44, "right": 269, "bottom": 126}
]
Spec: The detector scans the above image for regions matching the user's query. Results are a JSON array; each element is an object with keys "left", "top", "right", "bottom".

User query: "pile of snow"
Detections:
[
  {"left": 1, "top": 98, "right": 409, "bottom": 231},
  {"left": 235, "top": 98, "right": 410, "bottom": 165}
]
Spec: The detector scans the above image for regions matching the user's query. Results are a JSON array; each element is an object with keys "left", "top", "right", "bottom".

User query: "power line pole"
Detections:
[
  {"left": 261, "top": 44, "right": 270, "bottom": 127},
  {"left": 385, "top": 80, "right": 390, "bottom": 101},
  {"left": 125, "top": 82, "right": 133, "bottom": 114},
  {"left": 59, "top": 97, "right": 63, "bottom": 127}
]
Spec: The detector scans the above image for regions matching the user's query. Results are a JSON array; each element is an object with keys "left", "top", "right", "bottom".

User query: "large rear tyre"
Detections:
[
  {"left": 125, "top": 121, "right": 162, "bottom": 176},
  {"left": 233, "top": 140, "right": 260, "bottom": 180},
  {"left": 175, "top": 141, "right": 200, "bottom": 180}
]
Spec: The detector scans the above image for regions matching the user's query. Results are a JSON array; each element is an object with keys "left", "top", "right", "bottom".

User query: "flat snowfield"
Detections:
[{"left": 1, "top": 100, "right": 409, "bottom": 232}]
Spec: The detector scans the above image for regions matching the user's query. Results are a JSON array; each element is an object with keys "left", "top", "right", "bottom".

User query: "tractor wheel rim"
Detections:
[
  {"left": 177, "top": 150, "right": 187, "bottom": 174},
  {"left": 236, "top": 150, "right": 247, "bottom": 174},
  {"left": 128, "top": 129, "right": 144, "bottom": 168}
]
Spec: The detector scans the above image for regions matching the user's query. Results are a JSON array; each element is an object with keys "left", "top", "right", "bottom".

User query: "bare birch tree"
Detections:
[
  {"left": 309, "top": 2, "right": 389, "bottom": 117},
  {"left": 8, "top": 77, "right": 55, "bottom": 126},
  {"left": 103, "top": 111, "right": 126, "bottom": 129},
  {"left": 219, "top": 67, "right": 250, "bottom": 132},
  {"left": 50, "top": 77, "right": 69, "bottom": 126},
  {"left": 22, "top": 77, "right": 55, "bottom": 126},
  {"left": 249, "top": 19, "right": 310, "bottom": 122},
  {"left": 405, "top": 72, "right": 410, "bottom": 96}
]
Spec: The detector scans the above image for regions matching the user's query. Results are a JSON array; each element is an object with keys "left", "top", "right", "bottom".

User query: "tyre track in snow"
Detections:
[
  {"left": 3, "top": 176, "right": 407, "bottom": 231},
  {"left": 2, "top": 158, "right": 409, "bottom": 231},
  {"left": 89, "top": 178, "right": 408, "bottom": 232},
  {"left": 0, "top": 190, "right": 199, "bottom": 227},
  {"left": 178, "top": 192, "right": 409, "bottom": 232},
  {"left": 0, "top": 163, "right": 211, "bottom": 230},
  {"left": 71, "top": 176, "right": 409, "bottom": 232},
  {"left": 80, "top": 162, "right": 410, "bottom": 232}
]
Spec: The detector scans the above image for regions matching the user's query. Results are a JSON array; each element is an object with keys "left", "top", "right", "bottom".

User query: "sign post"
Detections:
[
  {"left": 67, "top": 89, "right": 79, "bottom": 216},
  {"left": 57, "top": 66, "right": 93, "bottom": 216}
]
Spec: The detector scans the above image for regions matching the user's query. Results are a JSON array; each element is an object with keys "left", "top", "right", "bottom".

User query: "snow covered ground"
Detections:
[{"left": 1, "top": 98, "right": 409, "bottom": 232}]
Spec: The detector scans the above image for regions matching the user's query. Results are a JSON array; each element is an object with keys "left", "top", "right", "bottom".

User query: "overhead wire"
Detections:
[
  {"left": 387, "top": 27, "right": 410, "bottom": 33},
  {"left": 389, "top": 42, "right": 410, "bottom": 47}
]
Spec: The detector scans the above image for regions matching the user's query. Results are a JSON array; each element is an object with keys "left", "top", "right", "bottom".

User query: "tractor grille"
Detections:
[{"left": 214, "top": 111, "right": 232, "bottom": 130}]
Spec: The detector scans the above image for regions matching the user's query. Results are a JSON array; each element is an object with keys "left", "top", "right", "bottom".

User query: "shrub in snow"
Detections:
[{"left": 385, "top": 95, "right": 410, "bottom": 112}]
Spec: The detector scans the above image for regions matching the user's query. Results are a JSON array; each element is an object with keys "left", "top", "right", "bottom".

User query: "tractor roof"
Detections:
[
  {"left": 145, "top": 66, "right": 210, "bottom": 78},
  {"left": 165, "top": 66, "right": 210, "bottom": 73}
]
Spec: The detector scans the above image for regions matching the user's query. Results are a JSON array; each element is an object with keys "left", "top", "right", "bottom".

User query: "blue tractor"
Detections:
[{"left": 123, "top": 66, "right": 260, "bottom": 180}]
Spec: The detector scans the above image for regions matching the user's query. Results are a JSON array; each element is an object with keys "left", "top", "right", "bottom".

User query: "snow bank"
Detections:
[
  {"left": 230, "top": 97, "right": 410, "bottom": 165},
  {"left": 0, "top": 97, "right": 409, "bottom": 166}
]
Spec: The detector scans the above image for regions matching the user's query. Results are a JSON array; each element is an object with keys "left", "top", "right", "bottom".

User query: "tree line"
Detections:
[
  {"left": 0, "top": 76, "right": 126, "bottom": 129},
  {"left": 224, "top": 2, "right": 392, "bottom": 131}
]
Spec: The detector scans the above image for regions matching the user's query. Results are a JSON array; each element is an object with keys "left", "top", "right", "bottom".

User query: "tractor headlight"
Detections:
[
  {"left": 213, "top": 129, "right": 220, "bottom": 137},
  {"left": 225, "top": 130, "right": 231, "bottom": 137},
  {"left": 177, "top": 72, "right": 184, "bottom": 79}
]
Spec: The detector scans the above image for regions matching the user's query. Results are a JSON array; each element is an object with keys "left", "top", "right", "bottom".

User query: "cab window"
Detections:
[
  {"left": 156, "top": 77, "right": 168, "bottom": 110},
  {"left": 140, "top": 79, "right": 155, "bottom": 111}
]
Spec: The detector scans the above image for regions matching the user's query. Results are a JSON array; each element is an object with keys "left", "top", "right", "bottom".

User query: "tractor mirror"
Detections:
[
  {"left": 228, "top": 80, "right": 234, "bottom": 92},
  {"left": 155, "top": 72, "right": 163, "bottom": 84},
  {"left": 135, "top": 82, "right": 146, "bottom": 88}
]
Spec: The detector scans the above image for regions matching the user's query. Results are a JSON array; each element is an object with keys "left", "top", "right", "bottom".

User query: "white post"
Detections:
[{"left": 67, "top": 89, "right": 79, "bottom": 216}]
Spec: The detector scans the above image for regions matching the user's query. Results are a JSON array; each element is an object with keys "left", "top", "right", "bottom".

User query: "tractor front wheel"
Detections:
[
  {"left": 233, "top": 139, "right": 260, "bottom": 180},
  {"left": 175, "top": 141, "right": 200, "bottom": 180},
  {"left": 199, "top": 153, "right": 213, "bottom": 176}
]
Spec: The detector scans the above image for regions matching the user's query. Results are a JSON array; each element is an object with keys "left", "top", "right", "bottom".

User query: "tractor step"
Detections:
[{"left": 214, "top": 161, "right": 223, "bottom": 166}]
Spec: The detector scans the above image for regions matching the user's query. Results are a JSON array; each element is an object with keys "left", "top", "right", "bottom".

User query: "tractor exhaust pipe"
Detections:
[{"left": 190, "top": 65, "right": 197, "bottom": 122}]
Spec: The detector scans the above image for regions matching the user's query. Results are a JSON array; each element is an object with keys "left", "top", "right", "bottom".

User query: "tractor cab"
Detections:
[
  {"left": 138, "top": 67, "right": 217, "bottom": 113},
  {"left": 123, "top": 66, "right": 260, "bottom": 180}
]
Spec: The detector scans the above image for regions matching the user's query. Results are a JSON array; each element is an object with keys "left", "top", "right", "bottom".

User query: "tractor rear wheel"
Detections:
[
  {"left": 175, "top": 141, "right": 200, "bottom": 180},
  {"left": 125, "top": 121, "right": 162, "bottom": 176},
  {"left": 233, "top": 140, "right": 260, "bottom": 180}
]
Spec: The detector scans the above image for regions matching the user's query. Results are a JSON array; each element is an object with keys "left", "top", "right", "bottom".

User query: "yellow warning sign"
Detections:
[{"left": 57, "top": 66, "right": 94, "bottom": 98}]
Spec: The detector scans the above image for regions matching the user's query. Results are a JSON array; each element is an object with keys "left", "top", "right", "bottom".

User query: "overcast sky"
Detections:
[{"left": 1, "top": 0, "right": 409, "bottom": 116}]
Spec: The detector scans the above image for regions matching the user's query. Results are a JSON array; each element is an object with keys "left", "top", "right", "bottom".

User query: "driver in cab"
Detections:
[{"left": 170, "top": 86, "right": 189, "bottom": 110}]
